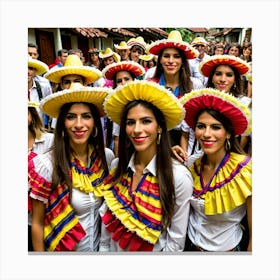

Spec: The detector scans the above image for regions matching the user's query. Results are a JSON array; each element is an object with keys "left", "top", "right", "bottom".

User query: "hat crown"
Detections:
[
  {"left": 192, "top": 37, "right": 207, "bottom": 45},
  {"left": 119, "top": 41, "right": 128, "bottom": 47},
  {"left": 102, "top": 48, "right": 113, "bottom": 55},
  {"left": 64, "top": 54, "right": 83, "bottom": 67},
  {"left": 168, "top": 30, "right": 183, "bottom": 42}
]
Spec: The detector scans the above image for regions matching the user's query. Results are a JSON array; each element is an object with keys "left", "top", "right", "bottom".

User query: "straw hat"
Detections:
[
  {"left": 99, "top": 48, "right": 121, "bottom": 62},
  {"left": 40, "top": 82, "right": 112, "bottom": 118},
  {"left": 103, "top": 80, "right": 185, "bottom": 130},
  {"left": 179, "top": 88, "right": 252, "bottom": 136},
  {"left": 191, "top": 37, "right": 208, "bottom": 46},
  {"left": 146, "top": 30, "right": 198, "bottom": 59},
  {"left": 44, "top": 54, "right": 102, "bottom": 84},
  {"left": 127, "top": 36, "right": 146, "bottom": 50},
  {"left": 199, "top": 55, "right": 251, "bottom": 77},
  {"left": 139, "top": 54, "right": 155, "bottom": 61},
  {"left": 28, "top": 56, "right": 49, "bottom": 76},
  {"left": 102, "top": 61, "right": 145, "bottom": 80},
  {"left": 28, "top": 101, "right": 39, "bottom": 108},
  {"left": 114, "top": 41, "right": 131, "bottom": 50}
]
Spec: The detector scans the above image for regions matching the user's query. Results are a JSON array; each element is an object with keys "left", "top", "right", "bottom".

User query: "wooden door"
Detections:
[{"left": 35, "top": 29, "right": 55, "bottom": 65}]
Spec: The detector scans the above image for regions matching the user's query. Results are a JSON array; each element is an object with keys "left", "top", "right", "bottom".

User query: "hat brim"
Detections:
[
  {"left": 180, "top": 88, "right": 251, "bottom": 136},
  {"left": 40, "top": 86, "right": 111, "bottom": 118},
  {"left": 199, "top": 55, "right": 250, "bottom": 77},
  {"left": 104, "top": 80, "right": 185, "bottom": 130},
  {"left": 114, "top": 44, "right": 131, "bottom": 50},
  {"left": 44, "top": 66, "right": 102, "bottom": 84},
  {"left": 28, "top": 59, "right": 49, "bottom": 76},
  {"left": 102, "top": 61, "right": 145, "bottom": 80},
  {"left": 147, "top": 40, "right": 198, "bottom": 59}
]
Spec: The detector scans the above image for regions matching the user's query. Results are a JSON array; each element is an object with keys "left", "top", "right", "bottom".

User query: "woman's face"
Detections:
[
  {"left": 228, "top": 46, "right": 239, "bottom": 57},
  {"left": 160, "top": 48, "right": 182, "bottom": 76},
  {"left": 64, "top": 103, "right": 94, "bottom": 150},
  {"left": 130, "top": 46, "right": 144, "bottom": 62},
  {"left": 214, "top": 47, "right": 224, "bottom": 55},
  {"left": 212, "top": 65, "right": 235, "bottom": 93},
  {"left": 115, "top": 71, "right": 133, "bottom": 87},
  {"left": 125, "top": 104, "right": 161, "bottom": 156},
  {"left": 103, "top": 56, "right": 115, "bottom": 66},
  {"left": 195, "top": 111, "right": 230, "bottom": 156}
]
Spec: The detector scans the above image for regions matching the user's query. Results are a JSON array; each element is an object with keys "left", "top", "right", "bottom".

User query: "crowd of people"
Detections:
[{"left": 27, "top": 29, "right": 252, "bottom": 252}]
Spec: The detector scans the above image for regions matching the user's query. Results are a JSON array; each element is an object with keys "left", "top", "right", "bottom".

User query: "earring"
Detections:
[
  {"left": 157, "top": 132, "right": 161, "bottom": 145},
  {"left": 225, "top": 138, "right": 231, "bottom": 151},
  {"left": 93, "top": 127, "right": 98, "bottom": 137},
  {"left": 233, "top": 83, "right": 237, "bottom": 90},
  {"left": 62, "top": 130, "right": 65, "bottom": 137}
]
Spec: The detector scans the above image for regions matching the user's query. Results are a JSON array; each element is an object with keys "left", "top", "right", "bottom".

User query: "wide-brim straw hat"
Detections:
[
  {"left": 114, "top": 41, "right": 131, "bottom": 50},
  {"left": 44, "top": 54, "right": 102, "bottom": 84},
  {"left": 99, "top": 48, "right": 121, "bottom": 62},
  {"left": 28, "top": 57, "right": 49, "bottom": 76},
  {"left": 146, "top": 30, "right": 198, "bottom": 59},
  {"left": 127, "top": 36, "right": 146, "bottom": 51},
  {"left": 28, "top": 101, "right": 39, "bottom": 108},
  {"left": 102, "top": 61, "right": 145, "bottom": 80},
  {"left": 199, "top": 55, "right": 251, "bottom": 77},
  {"left": 139, "top": 54, "right": 155, "bottom": 61},
  {"left": 103, "top": 80, "right": 185, "bottom": 130},
  {"left": 191, "top": 36, "right": 208, "bottom": 46},
  {"left": 179, "top": 88, "right": 252, "bottom": 136},
  {"left": 40, "top": 82, "right": 112, "bottom": 118}
]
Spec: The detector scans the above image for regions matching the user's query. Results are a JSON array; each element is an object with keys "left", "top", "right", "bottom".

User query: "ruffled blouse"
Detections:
[{"left": 190, "top": 152, "right": 252, "bottom": 215}]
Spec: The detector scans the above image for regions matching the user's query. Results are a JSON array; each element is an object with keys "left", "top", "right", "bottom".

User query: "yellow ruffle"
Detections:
[
  {"left": 102, "top": 171, "right": 162, "bottom": 245},
  {"left": 191, "top": 152, "right": 252, "bottom": 215}
]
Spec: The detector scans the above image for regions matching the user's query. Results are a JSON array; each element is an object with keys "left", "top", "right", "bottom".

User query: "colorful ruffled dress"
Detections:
[
  {"left": 99, "top": 154, "right": 193, "bottom": 252},
  {"left": 28, "top": 146, "right": 114, "bottom": 251},
  {"left": 187, "top": 152, "right": 252, "bottom": 251}
]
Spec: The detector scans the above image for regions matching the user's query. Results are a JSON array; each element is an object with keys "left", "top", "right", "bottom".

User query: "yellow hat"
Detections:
[
  {"left": 28, "top": 56, "right": 49, "bottom": 76},
  {"left": 139, "top": 54, "right": 155, "bottom": 61},
  {"left": 127, "top": 36, "right": 146, "bottom": 50},
  {"left": 99, "top": 48, "right": 121, "bottom": 62},
  {"left": 40, "top": 82, "right": 112, "bottom": 118},
  {"left": 44, "top": 54, "right": 102, "bottom": 84},
  {"left": 146, "top": 30, "right": 198, "bottom": 59},
  {"left": 28, "top": 101, "right": 39, "bottom": 108},
  {"left": 114, "top": 41, "right": 131, "bottom": 50},
  {"left": 104, "top": 80, "right": 185, "bottom": 130},
  {"left": 191, "top": 37, "right": 208, "bottom": 46}
]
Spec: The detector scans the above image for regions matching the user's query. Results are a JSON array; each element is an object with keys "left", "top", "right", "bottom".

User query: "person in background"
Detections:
[
  {"left": 29, "top": 82, "right": 114, "bottom": 251},
  {"left": 102, "top": 60, "right": 146, "bottom": 155},
  {"left": 99, "top": 80, "right": 193, "bottom": 252},
  {"left": 188, "top": 36, "right": 210, "bottom": 87},
  {"left": 85, "top": 48, "right": 104, "bottom": 70},
  {"left": 114, "top": 41, "right": 131, "bottom": 62},
  {"left": 180, "top": 88, "right": 252, "bottom": 252},
  {"left": 28, "top": 100, "right": 54, "bottom": 251},
  {"left": 127, "top": 36, "right": 146, "bottom": 63},
  {"left": 227, "top": 42, "right": 242, "bottom": 57},
  {"left": 213, "top": 43, "right": 225, "bottom": 55},
  {"left": 49, "top": 49, "right": 69, "bottom": 70},
  {"left": 146, "top": 30, "right": 202, "bottom": 160},
  {"left": 44, "top": 54, "right": 102, "bottom": 130}
]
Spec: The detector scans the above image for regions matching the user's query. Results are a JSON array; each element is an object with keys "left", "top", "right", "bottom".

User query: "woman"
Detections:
[
  {"left": 28, "top": 83, "right": 114, "bottom": 251},
  {"left": 227, "top": 42, "right": 242, "bottom": 57},
  {"left": 99, "top": 80, "right": 194, "bottom": 251},
  {"left": 180, "top": 88, "right": 252, "bottom": 252},
  {"left": 28, "top": 101, "right": 54, "bottom": 251},
  {"left": 102, "top": 61, "right": 146, "bottom": 155},
  {"left": 127, "top": 36, "right": 146, "bottom": 63},
  {"left": 200, "top": 54, "right": 252, "bottom": 154},
  {"left": 146, "top": 30, "right": 203, "bottom": 161}
]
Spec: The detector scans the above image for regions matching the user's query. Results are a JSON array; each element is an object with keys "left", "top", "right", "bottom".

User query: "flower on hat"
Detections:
[
  {"left": 44, "top": 54, "right": 102, "bottom": 84},
  {"left": 146, "top": 30, "right": 198, "bottom": 59},
  {"left": 88, "top": 48, "right": 100, "bottom": 53},
  {"left": 180, "top": 88, "right": 252, "bottom": 136}
]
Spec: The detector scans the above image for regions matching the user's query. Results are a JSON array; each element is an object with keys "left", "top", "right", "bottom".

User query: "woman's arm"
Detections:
[
  {"left": 31, "top": 199, "right": 45, "bottom": 251},
  {"left": 246, "top": 196, "right": 252, "bottom": 252}
]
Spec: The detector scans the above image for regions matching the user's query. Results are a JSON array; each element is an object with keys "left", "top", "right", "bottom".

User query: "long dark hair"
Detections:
[
  {"left": 28, "top": 107, "right": 45, "bottom": 139},
  {"left": 206, "top": 64, "right": 244, "bottom": 98},
  {"left": 114, "top": 100, "right": 176, "bottom": 230},
  {"left": 51, "top": 102, "right": 109, "bottom": 199},
  {"left": 195, "top": 108, "right": 246, "bottom": 155},
  {"left": 153, "top": 48, "right": 193, "bottom": 94}
]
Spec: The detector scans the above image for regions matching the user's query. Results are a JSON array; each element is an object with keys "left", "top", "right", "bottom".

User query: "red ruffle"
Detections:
[{"left": 102, "top": 209, "right": 153, "bottom": 251}]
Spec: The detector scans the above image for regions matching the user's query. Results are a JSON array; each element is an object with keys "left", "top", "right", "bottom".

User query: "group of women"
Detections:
[{"left": 28, "top": 29, "right": 252, "bottom": 252}]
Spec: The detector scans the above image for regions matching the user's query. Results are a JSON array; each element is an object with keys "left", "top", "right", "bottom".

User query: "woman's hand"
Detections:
[{"left": 171, "top": 145, "right": 188, "bottom": 164}]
